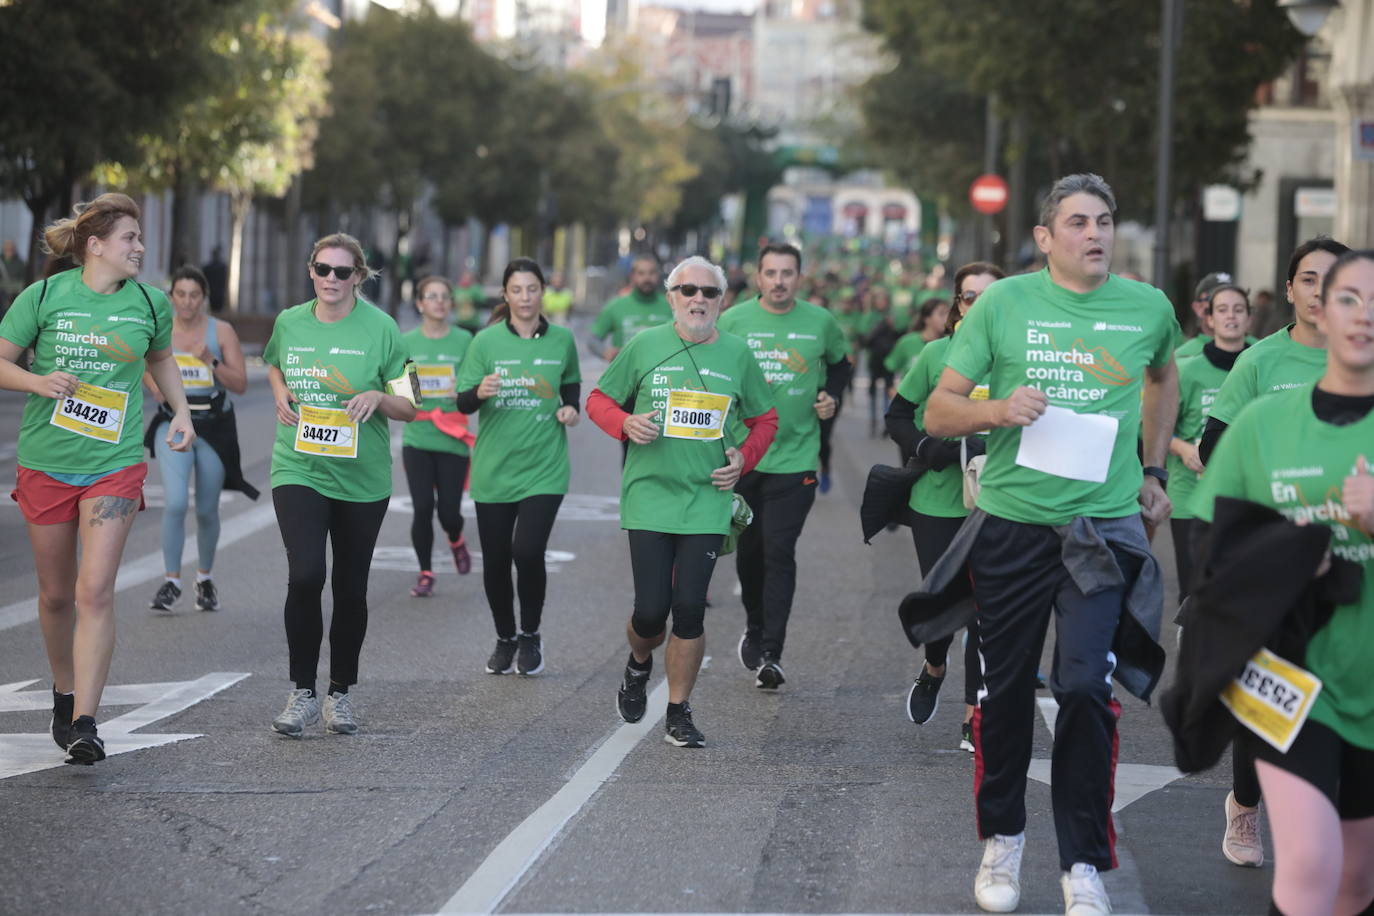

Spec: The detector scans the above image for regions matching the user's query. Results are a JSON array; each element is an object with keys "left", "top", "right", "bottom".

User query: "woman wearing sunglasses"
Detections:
[
  {"left": 587, "top": 256, "right": 777, "bottom": 748},
  {"left": 263, "top": 232, "right": 415, "bottom": 738},
  {"left": 456, "top": 258, "right": 581, "bottom": 678},
  {"left": 885, "top": 261, "right": 1004, "bottom": 751},
  {"left": 0, "top": 192, "right": 194, "bottom": 764},
  {"left": 401, "top": 275, "right": 475, "bottom": 598}
]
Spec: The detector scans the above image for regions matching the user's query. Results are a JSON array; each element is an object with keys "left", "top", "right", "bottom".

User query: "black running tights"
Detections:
[
  {"left": 402, "top": 446, "right": 468, "bottom": 571},
  {"left": 475, "top": 495, "right": 563, "bottom": 639},
  {"left": 911, "top": 511, "right": 981, "bottom": 706},
  {"left": 273, "top": 485, "right": 390, "bottom": 689}
]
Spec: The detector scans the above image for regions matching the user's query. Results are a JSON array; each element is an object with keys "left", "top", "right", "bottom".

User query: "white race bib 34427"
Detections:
[{"left": 294, "top": 405, "right": 358, "bottom": 458}]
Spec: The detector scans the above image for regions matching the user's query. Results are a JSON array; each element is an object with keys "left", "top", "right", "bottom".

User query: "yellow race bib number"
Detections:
[
  {"left": 294, "top": 405, "right": 358, "bottom": 458},
  {"left": 664, "top": 389, "right": 732, "bottom": 440},
  {"left": 175, "top": 353, "right": 214, "bottom": 390},
  {"left": 417, "top": 364, "right": 456, "bottom": 399},
  {"left": 50, "top": 382, "right": 128, "bottom": 443},
  {"left": 1219, "top": 648, "right": 1322, "bottom": 753}
]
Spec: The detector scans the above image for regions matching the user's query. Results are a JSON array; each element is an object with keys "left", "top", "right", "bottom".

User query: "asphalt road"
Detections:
[{"left": 0, "top": 344, "right": 1272, "bottom": 916}]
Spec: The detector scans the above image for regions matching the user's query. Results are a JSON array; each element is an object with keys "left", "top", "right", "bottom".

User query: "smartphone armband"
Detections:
[{"left": 386, "top": 360, "right": 422, "bottom": 407}]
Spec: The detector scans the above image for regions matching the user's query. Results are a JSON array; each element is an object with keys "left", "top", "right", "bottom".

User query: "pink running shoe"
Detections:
[
  {"left": 451, "top": 538, "right": 472, "bottom": 575},
  {"left": 410, "top": 571, "right": 436, "bottom": 598}
]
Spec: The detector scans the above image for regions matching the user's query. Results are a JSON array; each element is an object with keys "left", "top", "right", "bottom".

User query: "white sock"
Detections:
[
  {"left": 196, "top": 571, "right": 213, "bottom": 583},
  {"left": 166, "top": 577, "right": 182, "bottom": 590}
]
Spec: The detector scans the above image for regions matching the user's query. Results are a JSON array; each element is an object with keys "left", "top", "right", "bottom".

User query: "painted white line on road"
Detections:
[
  {"left": 0, "top": 503, "right": 278, "bottom": 633},
  {"left": 0, "top": 672, "right": 249, "bottom": 780},
  {"left": 438, "top": 676, "right": 675, "bottom": 915}
]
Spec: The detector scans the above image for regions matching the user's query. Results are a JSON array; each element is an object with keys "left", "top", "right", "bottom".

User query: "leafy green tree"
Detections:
[
  {"left": 0, "top": 0, "right": 240, "bottom": 281},
  {"left": 860, "top": 0, "right": 1304, "bottom": 219},
  {"left": 303, "top": 5, "right": 495, "bottom": 306},
  {"left": 100, "top": 0, "right": 329, "bottom": 307}
]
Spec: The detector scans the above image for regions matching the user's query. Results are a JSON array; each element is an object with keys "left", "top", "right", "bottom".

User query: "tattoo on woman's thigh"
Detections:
[{"left": 87, "top": 496, "right": 137, "bottom": 527}]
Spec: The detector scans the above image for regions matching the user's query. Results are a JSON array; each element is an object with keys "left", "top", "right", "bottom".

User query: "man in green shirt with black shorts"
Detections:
[
  {"left": 925, "top": 174, "right": 1179, "bottom": 916},
  {"left": 718, "top": 243, "right": 851, "bottom": 689}
]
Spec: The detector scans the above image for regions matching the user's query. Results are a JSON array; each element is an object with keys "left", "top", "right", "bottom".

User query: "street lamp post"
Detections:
[{"left": 1152, "top": 0, "right": 1184, "bottom": 289}]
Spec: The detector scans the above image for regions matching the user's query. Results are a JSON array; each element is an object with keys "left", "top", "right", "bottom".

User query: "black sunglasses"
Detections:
[
  {"left": 312, "top": 262, "right": 359, "bottom": 280},
  {"left": 670, "top": 283, "right": 723, "bottom": 300}
]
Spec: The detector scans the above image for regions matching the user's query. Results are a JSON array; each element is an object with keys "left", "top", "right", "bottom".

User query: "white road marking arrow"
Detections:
[
  {"left": 0, "top": 672, "right": 249, "bottom": 780},
  {"left": 1026, "top": 696, "right": 1185, "bottom": 812}
]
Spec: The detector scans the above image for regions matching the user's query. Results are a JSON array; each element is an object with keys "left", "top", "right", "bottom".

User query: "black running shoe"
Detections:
[
  {"left": 51, "top": 689, "right": 74, "bottom": 751},
  {"left": 664, "top": 703, "right": 705, "bottom": 748},
  {"left": 150, "top": 580, "right": 181, "bottom": 611},
  {"left": 737, "top": 631, "right": 762, "bottom": 672},
  {"left": 617, "top": 658, "right": 651, "bottom": 723},
  {"left": 906, "top": 667, "right": 945, "bottom": 725},
  {"left": 194, "top": 579, "right": 220, "bottom": 612},
  {"left": 65, "top": 716, "right": 105, "bottom": 765},
  {"left": 516, "top": 633, "right": 544, "bottom": 675},
  {"left": 960, "top": 721, "right": 975, "bottom": 753},
  {"left": 485, "top": 637, "right": 518, "bottom": 674},
  {"left": 755, "top": 656, "right": 786, "bottom": 690}
]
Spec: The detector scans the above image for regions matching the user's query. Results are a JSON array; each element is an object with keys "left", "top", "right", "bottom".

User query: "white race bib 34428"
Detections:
[{"left": 50, "top": 382, "right": 128, "bottom": 443}]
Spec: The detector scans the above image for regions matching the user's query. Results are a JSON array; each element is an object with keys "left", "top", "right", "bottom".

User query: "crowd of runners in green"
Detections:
[{"left": 1, "top": 173, "right": 1371, "bottom": 916}]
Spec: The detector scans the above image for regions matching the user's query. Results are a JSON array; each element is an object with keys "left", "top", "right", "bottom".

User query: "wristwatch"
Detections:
[{"left": 1143, "top": 465, "right": 1169, "bottom": 485}]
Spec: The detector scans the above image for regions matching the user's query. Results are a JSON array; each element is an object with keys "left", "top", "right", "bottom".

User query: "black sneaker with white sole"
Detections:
[
  {"left": 664, "top": 703, "right": 705, "bottom": 748},
  {"left": 960, "top": 721, "right": 975, "bottom": 753},
  {"left": 64, "top": 716, "right": 105, "bottom": 765},
  {"left": 906, "top": 667, "right": 945, "bottom": 724},
  {"left": 755, "top": 656, "right": 785, "bottom": 690},
  {"left": 516, "top": 633, "right": 544, "bottom": 675},
  {"left": 194, "top": 579, "right": 220, "bottom": 611},
  {"left": 617, "top": 656, "right": 652, "bottom": 723},
  {"left": 486, "top": 637, "right": 518, "bottom": 674},
  {"left": 51, "top": 689, "right": 74, "bottom": 751},
  {"left": 150, "top": 580, "right": 181, "bottom": 611},
  {"left": 738, "top": 631, "right": 762, "bottom": 672}
]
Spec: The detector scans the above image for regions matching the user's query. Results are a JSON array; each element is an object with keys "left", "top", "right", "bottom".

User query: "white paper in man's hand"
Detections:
[{"left": 1014, "top": 404, "right": 1118, "bottom": 483}]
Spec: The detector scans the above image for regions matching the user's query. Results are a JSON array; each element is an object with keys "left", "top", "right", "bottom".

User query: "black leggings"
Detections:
[
  {"left": 475, "top": 495, "right": 563, "bottom": 639},
  {"left": 402, "top": 446, "right": 468, "bottom": 571},
  {"left": 1169, "top": 516, "right": 1198, "bottom": 605},
  {"left": 273, "top": 485, "right": 390, "bottom": 689},
  {"left": 627, "top": 529, "right": 721, "bottom": 640},
  {"left": 736, "top": 470, "right": 818, "bottom": 659},
  {"left": 911, "top": 511, "right": 981, "bottom": 706}
]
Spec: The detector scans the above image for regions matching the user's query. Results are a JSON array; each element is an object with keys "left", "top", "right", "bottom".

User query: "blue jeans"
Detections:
[{"left": 155, "top": 433, "right": 225, "bottom": 574}]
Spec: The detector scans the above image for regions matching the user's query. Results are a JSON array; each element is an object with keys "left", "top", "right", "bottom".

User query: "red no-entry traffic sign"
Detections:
[{"left": 969, "top": 174, "right": 1009, "bottom": 215}]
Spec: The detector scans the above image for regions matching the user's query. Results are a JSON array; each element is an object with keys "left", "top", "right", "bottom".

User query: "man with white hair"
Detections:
[{"left": 586, "top": 256, "right": 778, "bottom": 747}]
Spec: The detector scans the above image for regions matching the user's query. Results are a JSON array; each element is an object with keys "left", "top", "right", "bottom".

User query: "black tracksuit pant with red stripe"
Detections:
[{"left": 969, "top": 513, "right": 1142, "bottom": 873}]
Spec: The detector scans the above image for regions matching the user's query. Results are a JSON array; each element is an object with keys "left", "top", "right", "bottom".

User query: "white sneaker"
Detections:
[
  {"left": 974, "top": 832, "right": 1024, "bottom": 913},
  {"left": 1061, "top": 862, "right": 1111, "bottom": 916},
  {"left": 1222, "top": 791, "right": 1264, "bottom": 867},
  {"left": 323, "top": 692, "right": 358, "bottom": 735},
  {"left": 271, "top": 688, "right": 320, "bottom": 737}
]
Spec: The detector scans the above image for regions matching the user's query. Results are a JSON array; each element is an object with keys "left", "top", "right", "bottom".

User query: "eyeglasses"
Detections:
[
  {"left": 670, "top": 284, "right": 723, "bottom": 300},
  {"left": 420, "top": 292, "right": 451, "bottom": 302},
  {"left": 312, "top": 262, "right": 359, "bottom": 280},
  {"left": 959, "top": 290, "right": 980, "bottom": 304}
]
